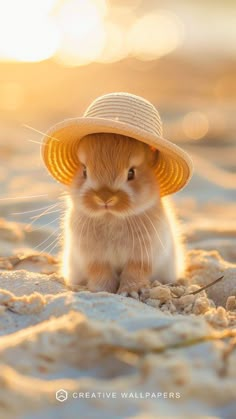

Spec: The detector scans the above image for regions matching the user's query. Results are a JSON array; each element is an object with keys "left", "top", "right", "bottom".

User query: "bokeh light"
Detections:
[
  {"left": 182, "top": 112, "right": 209, "bottom": 140},
  {"left": 55, "top": 0, "right": 107, "bottom": 66},
  {"left": 0, "top": 0, "right": 185, "bottom": 65},
  {"left": 98, "top": 22, "right": 127, "bottom": 63},
  {"left": 127, "top": 11, "right": 184, "bottom": 60},
  {"left": 0, "top": 0, "right": 59, "bottom": 62}
]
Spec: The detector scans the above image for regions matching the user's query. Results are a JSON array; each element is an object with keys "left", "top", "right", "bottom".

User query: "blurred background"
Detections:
[{"left": 0, "top": 0, "right": 235, "bottom": 252}]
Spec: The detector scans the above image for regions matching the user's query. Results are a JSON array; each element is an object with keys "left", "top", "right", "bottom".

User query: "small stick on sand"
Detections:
[
  {"left": 188, "top": 275, "right": 224, "bottom": 295},
  {"left": 172, "top": 275, "right": 224, "bottom": 299}
]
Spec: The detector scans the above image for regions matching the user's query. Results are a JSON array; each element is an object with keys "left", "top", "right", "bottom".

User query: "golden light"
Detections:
[
  {"left": 98, "top": 22, "right": 127, "bottom": 63},
  {"left": 0, "top": 82, "right": 24, "bottom": 111},
  {"left": 0, "top": 0, "right": 60, "bottom": 62},
  {"left": 127, "top": 11, "right": 184, "bottom": 60},
  {"left": 183, "top": 112, "right": 209, "bottom": 140},
  {"left": 0, "top": 0, "right": 184, "bottom": 65},
  {"left": 55, "top": 0, "right": 107, "bottom": 66}
]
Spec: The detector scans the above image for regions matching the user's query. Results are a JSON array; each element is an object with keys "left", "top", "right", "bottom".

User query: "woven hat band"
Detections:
[{"left": 84, "top": 93, "right": 163, "bottom": 137}]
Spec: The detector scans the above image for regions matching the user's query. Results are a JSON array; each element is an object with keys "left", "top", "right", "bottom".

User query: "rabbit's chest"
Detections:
[
  {"left": 76, "top": 219, "right": 129, "bottom": 268},
  {"left": 96, "top": 222, "right": 128, "bottom": 257}
]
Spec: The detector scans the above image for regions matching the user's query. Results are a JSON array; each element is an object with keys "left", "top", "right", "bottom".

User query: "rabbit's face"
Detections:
[{"left": 71, "top": 133, "right": 160, "bottom": 217}]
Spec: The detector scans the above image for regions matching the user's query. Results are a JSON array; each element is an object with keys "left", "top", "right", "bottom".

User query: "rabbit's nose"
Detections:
[
  {"left": 95, "top": 187, "right": 118, "bottom": 208},
  {"left": 95, "top": 195, "right": 118, "bottom": 209}
]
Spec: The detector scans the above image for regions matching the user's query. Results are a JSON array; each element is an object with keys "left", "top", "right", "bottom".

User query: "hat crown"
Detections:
[{"left": 84, "top": 92, "right": 163, "bottom": 137}]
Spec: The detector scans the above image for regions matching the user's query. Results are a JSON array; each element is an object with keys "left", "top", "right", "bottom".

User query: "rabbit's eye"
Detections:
[
  {"left": 83, "top": 166, "right": 87, "bottom": 179},
  {"left": 127, "top": 168, "right": 135, "bottom": 181}
]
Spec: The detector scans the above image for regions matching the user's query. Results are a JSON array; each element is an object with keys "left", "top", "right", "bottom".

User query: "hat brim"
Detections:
[{"left": 41, "top": 117, "right": 193, "bottom": 197}]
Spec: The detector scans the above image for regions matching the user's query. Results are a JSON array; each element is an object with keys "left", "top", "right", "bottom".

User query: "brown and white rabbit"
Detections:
[{"left": 62, "top": 133, "right": 185, "bottom": 298}]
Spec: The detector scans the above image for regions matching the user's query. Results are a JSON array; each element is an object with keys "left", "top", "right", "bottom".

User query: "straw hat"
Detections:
[{"left": 41, "top": 92, "right": 193, "bottom": 196}]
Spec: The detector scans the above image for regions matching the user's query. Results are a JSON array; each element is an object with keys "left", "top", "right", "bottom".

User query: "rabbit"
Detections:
[{"left": 62, "top": 132, "right": 185, "bottom": 298}]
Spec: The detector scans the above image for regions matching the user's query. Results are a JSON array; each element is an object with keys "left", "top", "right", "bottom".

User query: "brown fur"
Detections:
[
  {"left": 62, "top": 133, "right": 184, "bottom": 297},
  {"left": 75, "top": 133, "right": 160, "bottom": 216}
]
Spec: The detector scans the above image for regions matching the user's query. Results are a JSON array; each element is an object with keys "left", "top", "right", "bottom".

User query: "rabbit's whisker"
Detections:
[
  {"left": 12, "top": 204, "right": 58, "bottom": 216},
  {"left": 129, "top": 216, "right": 144, "bottom": 274},
  {"left": 23, "top": 124, "right": 60, "bottom": 142},
  {"left": 30, "top": 208, "right": 61, "bottom": 220},
  {"left": 143, "top": 212, "right": 166, "bottom": 252},
  {"left": 27, "top": 203, "right": 61, "bottom": 229},
  {"left": 125, "top": 217, "right": 135, "bottom": 260},
  {"left": 0, "top": 194, "right": 48, "bottom": 201},
  {"left": 33, "top": 228, "right": 58, "bottom": 251},
  {"left": 39, "top": 234, "right": 62, "bottom": 255},
  {"left": 30, "top": 215, "right": 62, "bottom": 232},
  {"left": 136, "top": 215, "right": 153, "bottom": 272}
]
